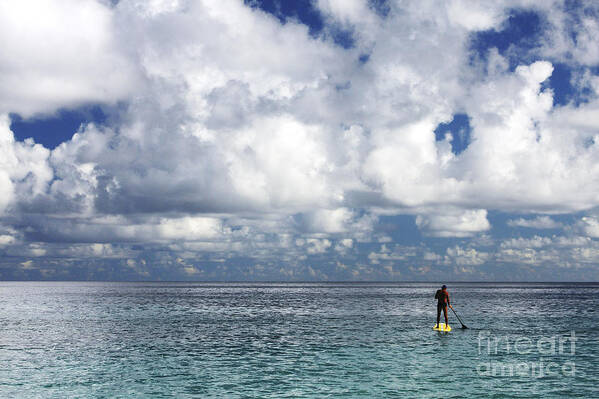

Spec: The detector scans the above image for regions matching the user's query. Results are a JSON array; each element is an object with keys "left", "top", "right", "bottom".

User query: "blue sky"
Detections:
[{"left": 2, "top": 0, "right": 599, "bottom": 281}]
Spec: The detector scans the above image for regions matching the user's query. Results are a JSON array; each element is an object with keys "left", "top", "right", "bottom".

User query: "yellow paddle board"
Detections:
[{"left": 433, "top": 323, "right": 451, "bottom": 332}]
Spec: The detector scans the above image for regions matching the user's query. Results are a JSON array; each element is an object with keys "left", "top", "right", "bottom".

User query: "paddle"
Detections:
[{"left": 450, "top": 306, "right": 468, "bottom": 329}]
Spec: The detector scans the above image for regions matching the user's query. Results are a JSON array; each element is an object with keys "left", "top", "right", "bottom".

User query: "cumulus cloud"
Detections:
[
  {"left": 501, "top": 236, "right": 553, "bottom": 249},
  {"left": 507, "top": 216, "right": 563, "bottom": 229},
  {"left": 1, "top": 0, "right": 599, "bottom": 279},
  {"left": 366, "top": 244, "right": 422, "bottom": 266},
  {"left": 416, "top": 209, "right": 491, "bottom": 237},
  {"left": 316, "top": 0, "right": 376, "bottom": 26},
  {"left": 446, "top": 0, "right": 509, "bottom": 31},
  {"left": 0, "top": 115, "right": 52, "bottom": 214},
  {"left": 0, "top": 0, "right": 139, "bottom": 117},
  {"left": 576, "top": 216, "right": 599, "bottom": 238},
  {"left": 445, "top": 246, "right": 489, "bottom": 266},
  {"left": 540, "top": 1, "right": 599, "bottom": 66},
  {"left": 334, "top": 238, "right": 353, "bottom": 253},
  {"left": 296, "top": 238, "right": 332, "bottom": 254}
]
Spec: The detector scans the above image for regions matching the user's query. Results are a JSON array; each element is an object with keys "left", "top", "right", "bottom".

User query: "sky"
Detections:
[{"left": 1, "top": 0, "right": 599, "bottom": 281}]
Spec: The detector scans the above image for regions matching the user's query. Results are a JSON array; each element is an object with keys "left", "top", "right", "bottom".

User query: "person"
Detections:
[{"left": 435, "top": 284, "right": 452, "bottom": 328}]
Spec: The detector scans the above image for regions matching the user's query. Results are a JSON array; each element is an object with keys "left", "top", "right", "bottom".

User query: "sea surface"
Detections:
[{"left": 0, "top": 282, "right": 597, "bottom": 398}]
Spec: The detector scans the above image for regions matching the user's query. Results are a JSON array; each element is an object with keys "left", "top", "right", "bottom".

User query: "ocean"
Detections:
[{"left": 0, "top": 282, "right": 597, "bottom": 398}]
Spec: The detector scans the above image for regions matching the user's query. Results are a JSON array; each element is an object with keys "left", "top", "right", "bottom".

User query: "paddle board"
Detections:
[{"left": 433, "top": 323, "right": 451, "bottom": 332}]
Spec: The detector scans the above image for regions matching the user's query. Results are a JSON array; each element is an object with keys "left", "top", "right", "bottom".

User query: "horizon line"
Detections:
[{"left": 1, "top": 280, "right": 598, "bottom": 284}]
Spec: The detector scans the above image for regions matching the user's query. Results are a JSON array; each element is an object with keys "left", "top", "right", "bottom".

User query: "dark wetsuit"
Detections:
[{"left": 435, "top": 289, "right": 450, "bottom": 325}]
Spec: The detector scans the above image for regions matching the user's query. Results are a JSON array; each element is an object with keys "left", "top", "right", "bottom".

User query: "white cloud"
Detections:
[
  {"left": 300, "top": 208, "right": 354, "bottom": 234},
  {"left": 367, "top": 244, "right": 418, "bottom": 264},
  {"left": 339, "top": 238, "right": 353, "bottom": 248},
  {"left": 7, "top": 1, "right": 599, "bottom": 223},
  {"left": 8, "top": 2, "right": 588, "bottom": 223},
  {"left": 156, "top": 217, "right": 222, "bottom": 241},
  {"left": 316, "top": 0, "right": 375, "bottom": 26},
  {"left": 445, "top": 246, "right": 489, "bottom": 266},
  {"left": 67, "top": 243, "right": 132, "bottom": 259},
  {"left": 3, "top": 0, "right": 599, "bottom": 278},
  {"left": 496, "top": 247, "right": 541, "bottom": 265},
  {"left": 570, "top": 245, "right": 599, "bottom": 263},
  {"left": 10, "top": 243, "right": 48, "bottom": 258},
  {"left": 0, "top": 234, "right": 15, "bottom": 246},
  {"left": 303, "top": 238, "right": 332, "bottom": 254},
  {"left": 416, "top": 209, "right": 490, "bottom": 237},
  {"left": 423, "top": 251, "right": 442, "bottom": 262},
  {"left": 507, "top": 216, "right": 563, "bottom": 229},
  {"left": 0, "top": 0, "right": 139, "bottom": 117},
  {"left": 446, "top": 0, "right": 505, "bottom": 31},
  {"left": 576, "top": 216, "right": 599, "bottom": 238},
  {"left": 554, "top": 235, "right": 591, "bottom": 247},
  {"left": 501, "top": 236, "right": 553, "bottom": 249},
  {"left": 334, "top": 238, "right": 353, "bottom": 253},
  {"left": 0, "top": 115, "right": 52, "bottom": 214},
  {"left": 540, "top": 2, "right": 599, "bottom": 66}
]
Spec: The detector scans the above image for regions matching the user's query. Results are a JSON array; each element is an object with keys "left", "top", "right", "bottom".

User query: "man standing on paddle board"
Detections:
[{"left": 435, "top": 285, "right": 452, "bottom": 328}]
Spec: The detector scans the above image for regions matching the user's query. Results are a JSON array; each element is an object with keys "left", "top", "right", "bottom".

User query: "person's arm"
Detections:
[
  {"left": 434, "top": 290, "right": 439, "bottom": 300},
  {"left": 447, "top": 292, "right": 452, "bottom": 308}
]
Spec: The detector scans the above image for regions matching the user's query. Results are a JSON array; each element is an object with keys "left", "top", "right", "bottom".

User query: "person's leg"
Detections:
[
  {"left": 443, "top": 306, "right": 448, "bottom": 326},
  {"left": 436, "top": 305, "right": 441, "bottom": 327}
]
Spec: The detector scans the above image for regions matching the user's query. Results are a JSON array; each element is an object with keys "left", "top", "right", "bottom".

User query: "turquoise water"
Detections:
[{"left": 0, "top": 282, "right": 597, "bottom": 398}]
